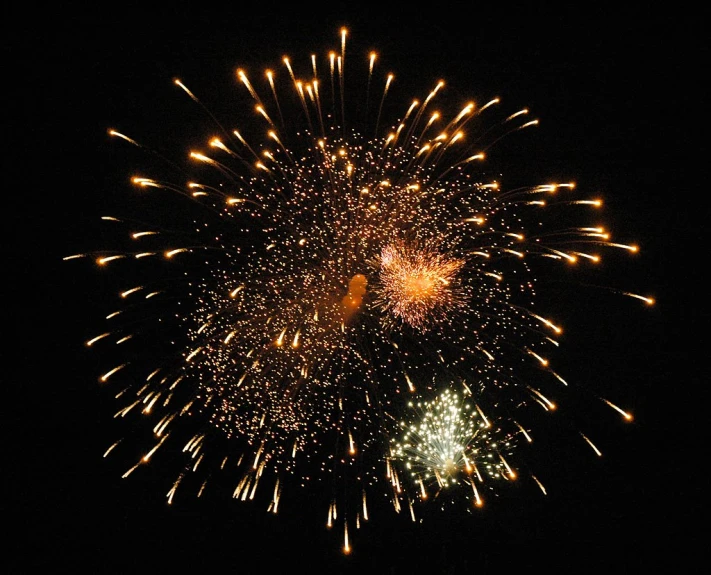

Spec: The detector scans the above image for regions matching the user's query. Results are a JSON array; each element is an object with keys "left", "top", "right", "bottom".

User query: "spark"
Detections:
[
  {"left": 580, "top": 433, "right": 602, "bottom": 456},
  {"left": 601, "top": 398, "right": 634, "bottom": 421},
  {"left": 99, "top": 364, "right": 126, "bottom": 382},
  {"left": 86, "top": 333, "right": 110, "bottom": 347}
]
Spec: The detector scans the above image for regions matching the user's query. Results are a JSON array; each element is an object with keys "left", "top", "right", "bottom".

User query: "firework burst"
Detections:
[
  {"left": 376, "top": 239, "right": 466, "bottom": 331},
  {"left": 390, "top": 388, "right": 519, "bottom": 509},
  {"left": 66, "top": 27, "right": 652, "bottom": 551}
]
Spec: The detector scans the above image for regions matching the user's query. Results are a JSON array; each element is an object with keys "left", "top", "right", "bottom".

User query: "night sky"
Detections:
[{"left": 15, "top": 5, "right": 702, "bottom": 573}]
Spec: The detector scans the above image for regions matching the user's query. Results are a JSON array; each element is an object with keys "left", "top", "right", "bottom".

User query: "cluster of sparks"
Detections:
[
  {"left": 67, "top": 28, "right": 653, "bottom": 553},
  {"left": 377, "top": 240, "right": 466, "bottom": 331},
  {"left": 390, "top": 388, "right": 516, "bottom": 508}
]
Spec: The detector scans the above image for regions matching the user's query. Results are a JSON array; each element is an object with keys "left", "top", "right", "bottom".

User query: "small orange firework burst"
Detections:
[{"left": 376, "top": 240, "right": 466, "bottom": 330}]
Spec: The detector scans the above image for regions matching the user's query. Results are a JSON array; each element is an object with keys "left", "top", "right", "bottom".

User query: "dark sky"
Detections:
[{"left": 16, "top": 5, "right": 702, "bottom": 573}]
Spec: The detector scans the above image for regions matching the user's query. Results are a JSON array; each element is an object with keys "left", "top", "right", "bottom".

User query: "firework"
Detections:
[
  {"left": 376, "top": 239, "right": 466, "bottom": 331},
  {"left": 390, "top": 387, "right": 519, "bottom": 509},
  {"left": 66, "top": 27, "right": 652, "bottom": 551}
]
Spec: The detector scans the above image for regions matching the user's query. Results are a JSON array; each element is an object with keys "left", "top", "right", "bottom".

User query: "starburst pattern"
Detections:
[
  {"left": 66, "top": 27, "right": 653, "bottom": 552},
  {"left": 376, "top": 240, "right": 466, "bottom": 331},
  {"left": 390, "top": 388, "right": 518, "bottom": 507}
]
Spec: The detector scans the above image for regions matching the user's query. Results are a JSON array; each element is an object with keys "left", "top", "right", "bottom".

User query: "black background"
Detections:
[{"left": 13, "top": 4, "right": 702, "bottom": 573}]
